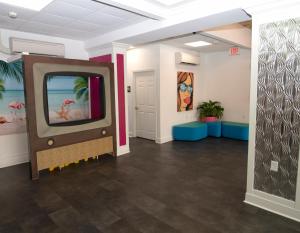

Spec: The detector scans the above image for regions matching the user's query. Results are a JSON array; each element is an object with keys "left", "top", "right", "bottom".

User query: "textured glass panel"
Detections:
[{"left": 254, "top": 18, "right": 300, "bottom": 201}]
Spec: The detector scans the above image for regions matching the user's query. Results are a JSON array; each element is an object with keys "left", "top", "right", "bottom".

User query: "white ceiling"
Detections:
[
  {"left": 161, "top": 33, "right": 238, "bottom": 53},
  {"left": 0, "top": 0, "right": 148, "bottom": 40}
]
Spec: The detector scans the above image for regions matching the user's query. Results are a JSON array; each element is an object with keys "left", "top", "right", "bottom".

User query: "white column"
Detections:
[
  {"left": 245, "top": 4, "right": 300, "bottom": 222},
  {"left": 112, "top": 42, "right": 130, "bottom": 156}
]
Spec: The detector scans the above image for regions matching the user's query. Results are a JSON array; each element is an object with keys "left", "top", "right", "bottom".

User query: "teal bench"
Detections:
[
  {"left": 206, "top": 121, "right": 221, "bottom": 137},
  {"left": 221, "top": 121, "right": 249, "bottom": 140},
  {"left": 172, "top": 122, "right": 207, "bottom": 141}
]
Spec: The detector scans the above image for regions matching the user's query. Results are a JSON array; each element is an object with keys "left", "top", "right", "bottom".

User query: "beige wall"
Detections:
[{"left": 201, "top": 49, "right": 251, "bottom": 123}]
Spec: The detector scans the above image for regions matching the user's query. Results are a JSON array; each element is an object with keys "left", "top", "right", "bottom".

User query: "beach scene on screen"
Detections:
[{"left": 46, "top": 76, "right": 91, "bottom": 124}]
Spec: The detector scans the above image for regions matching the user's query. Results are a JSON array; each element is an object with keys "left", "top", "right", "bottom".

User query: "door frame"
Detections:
[{"left": 132, "top": 69, "right": 159, "bottom": 142}]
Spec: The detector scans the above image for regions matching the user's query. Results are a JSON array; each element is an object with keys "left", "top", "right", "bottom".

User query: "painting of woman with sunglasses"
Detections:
[{"left": 177, "top": 72, "right": 194, "bottom": 112}]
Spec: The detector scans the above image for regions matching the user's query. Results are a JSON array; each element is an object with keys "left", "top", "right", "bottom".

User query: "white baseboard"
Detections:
[
  {"left": 0, "top": 152, "right": 29, "bottom": 168},
  {"left": 245, "top": 192, "right": 300, "bottom": 222},
  {"left": 117, "top": 144, "right": 130, "bottom": 156},
  {"left": 156, "top": 136, "right": 173, "bottom": 144}
]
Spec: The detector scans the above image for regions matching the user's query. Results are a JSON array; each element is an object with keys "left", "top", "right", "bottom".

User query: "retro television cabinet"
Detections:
[{"left": 23, "top": 55, "right": 116, "bottom": 180}]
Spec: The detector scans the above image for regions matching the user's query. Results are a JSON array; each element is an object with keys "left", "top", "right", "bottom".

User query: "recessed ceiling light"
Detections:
[
  {"left": 0, "top": 0, "right": 54, "bottom": 11},
  {"left": 8, "top": 11, "right": 17, "bottom": 19},
  {"left": 154, "top": 0, "right": 185, "bottom": 6},
  {"left": 184, "top": 41, "right": 212, "bottom": 47}
]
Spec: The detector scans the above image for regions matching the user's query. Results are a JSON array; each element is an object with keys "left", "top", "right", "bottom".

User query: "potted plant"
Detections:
[{"left": 197, "top": 100, "right": 224, "bottom": 122}]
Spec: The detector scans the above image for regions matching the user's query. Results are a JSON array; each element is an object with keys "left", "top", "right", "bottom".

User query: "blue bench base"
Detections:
[
  {"left": 207, "top": 121, "right": 221, "bottom": 137},
  {"left": 172, "top": 121, "right": 249, "bottom": 142},
  {"left": 173, "top": 122, "right": 207, "bottom": 141},
  {"left": 221, "top": 121, "right": 249, "bottom": 140}
]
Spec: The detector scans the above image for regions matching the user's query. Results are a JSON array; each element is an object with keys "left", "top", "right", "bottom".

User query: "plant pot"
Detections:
[{"left": 204, "top": 116, "right": 218, "bottom": 122}]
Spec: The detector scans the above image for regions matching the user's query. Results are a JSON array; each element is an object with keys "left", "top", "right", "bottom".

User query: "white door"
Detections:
[{"left": 135, "top": 71, "right": 156, "bottom": 140}]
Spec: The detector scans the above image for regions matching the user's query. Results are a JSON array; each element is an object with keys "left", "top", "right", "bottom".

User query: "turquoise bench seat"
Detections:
[
  {"left": 173, "top": 122, "right": 208, "bottom": 141},
  {"left": 221, "top": 121, "right": 249, "bottom": 140}
]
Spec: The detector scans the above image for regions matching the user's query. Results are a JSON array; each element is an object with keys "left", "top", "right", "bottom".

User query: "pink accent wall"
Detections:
[
  {"left": 117, "top": 54, "right": 126, "bottom": 146},
  {"left": 90, "top": 77, "right": 103, "bottom": 119},
  {"left": 89, "top": 55, "right": 112, "bottom": 120},
  {"left": 89, "top": 53, "right": 127, "bottom": 147},
  {"left": 90, "top": 54, "right": 112, "bottom": 63}
]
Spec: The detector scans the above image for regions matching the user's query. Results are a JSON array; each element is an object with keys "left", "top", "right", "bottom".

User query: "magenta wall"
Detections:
[
  {"left": 90, "top": 54, "right": 127, "bottom": 147},
  {"left": 89, "top": 77, "right": 103, "bottom": 119},
  {"left": 116, "top": 54, "right": 126, "bottom": 146},
  {"left": 90, "top": 54, "right": 112, "bottom": 63}
]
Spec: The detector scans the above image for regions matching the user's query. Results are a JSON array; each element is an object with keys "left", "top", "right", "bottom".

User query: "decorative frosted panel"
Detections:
[{"left": 254, "top": 18, "right": 300, "bottom": 201}]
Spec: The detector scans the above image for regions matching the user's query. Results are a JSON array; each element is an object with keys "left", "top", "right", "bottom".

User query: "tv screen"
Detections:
[{"left": 44, "top": 72, "right": 105, "bottom": 126}]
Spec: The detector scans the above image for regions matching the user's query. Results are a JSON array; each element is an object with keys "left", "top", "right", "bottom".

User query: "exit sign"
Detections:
[{"left": 229, "top": 47, "right": 240, "bottom": 56}]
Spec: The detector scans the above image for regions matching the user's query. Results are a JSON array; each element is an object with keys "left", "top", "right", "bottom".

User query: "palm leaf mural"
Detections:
[
  {"left": 0, "top": 60, "right": 23, "bottom": 83},
  {"left": 0, "top": 79, "right": 5, "bottom": 100},
  {"left": 73, "top": 77, "right": 88, "bottom": 102}
]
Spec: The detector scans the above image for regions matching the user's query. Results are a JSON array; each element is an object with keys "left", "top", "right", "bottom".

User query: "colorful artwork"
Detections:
[
  {"left": 46, "top": 75, "right": 90, "bottom": 124},
  {"left": 177, "top": 71, "right": 194, "bottom": 112},
  {"left": 0, "top": 60, "right": 26, "bottom": 135}
]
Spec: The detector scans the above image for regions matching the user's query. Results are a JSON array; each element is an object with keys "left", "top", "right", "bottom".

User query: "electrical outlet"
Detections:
[{"left": 270, "top": 160, "right": 279, "bottom": 172}]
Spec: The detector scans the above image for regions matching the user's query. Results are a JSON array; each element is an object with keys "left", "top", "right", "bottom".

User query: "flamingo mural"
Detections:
[
  {"left": 8, "top": 101, "right": 25, "bottom": 121},
  {"left": 0, "top": 60, "right": 25, "bottom": 135}
]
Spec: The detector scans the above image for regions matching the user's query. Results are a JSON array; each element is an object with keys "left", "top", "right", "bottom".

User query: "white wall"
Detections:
[
  {"left": 159, "top": 44, "right": 204, "bottom": 143},
  {"left": 204, "top": 24, "right": 251, "bottom": 48},
  {"left": 0, "top": 28, "right": 89, "bottom": 60},
  {"left": 201, "top": 49, "right": 251, "bottom": 123},
  {"left": 0, "top": 28, "right": 88, "bottom": 168},
  {"left": 127, "top": 44, "right": 251, "bottom": 143},
  {"left": 127, "top": 44, "right": 160, "bottom": 137},
  {"left": 127, "top": 44, "right": 204, "bottom": 143}
]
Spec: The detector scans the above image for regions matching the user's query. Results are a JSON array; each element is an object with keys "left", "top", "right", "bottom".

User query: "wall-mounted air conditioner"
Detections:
[
  {"left": 175, "top": 52, "right": 200, "bottom": 65},
  {"left": 9, "top": 38, "right": 65, "bottom": 57}
]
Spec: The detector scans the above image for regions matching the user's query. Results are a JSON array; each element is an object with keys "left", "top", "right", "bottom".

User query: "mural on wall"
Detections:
[
  {"left": 0, "top": 60, "right": 26, "bottom": 135},
  {"left": 177, "top": 71, "right": 194, "bottom": 112},
  {"left": 254, "top": 18, "right": 300, "bottom": 201}
]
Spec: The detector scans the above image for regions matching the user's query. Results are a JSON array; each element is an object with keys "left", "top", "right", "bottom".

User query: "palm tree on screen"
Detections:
[
  {"left": 73, "top": 77, "right": 88, "bottom": 102},
  {"left": 0, "top": 79, "right": 5, "bottom": 100}
]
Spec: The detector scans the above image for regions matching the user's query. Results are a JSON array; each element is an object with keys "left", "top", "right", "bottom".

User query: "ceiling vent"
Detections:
[
  {"left": 175, "top": 52, "right": 200, "bottom": 65},
  {"left": 9, "top": 38, "right": 65, "bottom": 57}
]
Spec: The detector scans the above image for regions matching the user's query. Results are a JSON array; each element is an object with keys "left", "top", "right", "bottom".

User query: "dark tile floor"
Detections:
[{"left": 0, "top": 137, "right": 300, "bottom": 233}]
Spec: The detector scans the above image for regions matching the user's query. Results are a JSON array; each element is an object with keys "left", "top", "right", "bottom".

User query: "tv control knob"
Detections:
[
  {"left": 102, "top": 129, "right": 107, "bottom": 136},
  {"left": 47, "top": 139, "right": 54, "bottom": 146}
]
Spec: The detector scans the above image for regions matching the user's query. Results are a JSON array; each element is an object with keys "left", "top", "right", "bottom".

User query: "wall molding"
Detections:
[
  {"left": 0, "top": 152, "right": 29, "bottom": 168},
  {"left": 117, "top": 145, "right": 130, "bottom": 156},
  {"left": 245, "top": 192, "right": 300, "bottom": 223},
  {"left": 156, "top": 136, "right": 173, "bottom": 144}
]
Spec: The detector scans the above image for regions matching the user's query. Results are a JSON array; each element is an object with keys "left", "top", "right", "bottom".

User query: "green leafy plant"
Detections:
[
  {"left": 0, "top": 79, "right": 5, "bottom": 100},
  {"left": 73, "top": 77, "right": 88, "bottom": 102},
  {"left": 197, "top": 100, "right": 224, "bottom": 119}
]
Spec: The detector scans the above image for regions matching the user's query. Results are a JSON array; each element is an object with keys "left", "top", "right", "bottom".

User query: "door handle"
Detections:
[{"left": 135, "top": 106, "right": 139, "bottom": 110}]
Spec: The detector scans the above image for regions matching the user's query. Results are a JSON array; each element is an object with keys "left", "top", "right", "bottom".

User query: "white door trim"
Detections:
[{"left": 132, "top": 70, "right": 158, "bottom": 141}]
